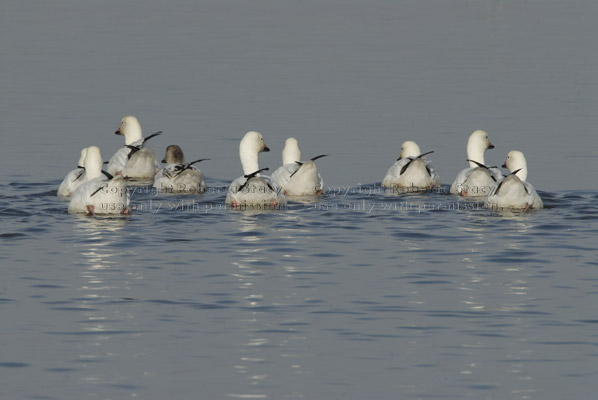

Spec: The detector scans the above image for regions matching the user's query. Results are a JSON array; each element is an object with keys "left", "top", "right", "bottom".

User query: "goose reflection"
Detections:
[
  {"left": 454, "top": 217, "right": 538, "bottom": 388},
  {"left": 68, "top": 216, "right": 143, "bottom": 391},
  {"left": 227, "top": 213, "right": 310, "bottom": 399},
  {"left": 457, "top": 218, "right": 534, "bottom": 313}
]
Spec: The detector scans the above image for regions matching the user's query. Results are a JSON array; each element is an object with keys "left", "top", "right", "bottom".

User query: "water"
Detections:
[{"left": 1, "top": 1, "right": 597, "bottom": 399}]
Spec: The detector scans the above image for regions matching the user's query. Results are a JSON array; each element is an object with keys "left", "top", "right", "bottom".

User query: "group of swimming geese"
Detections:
[{"left": 58, "top": 115, "right": 543, "bottom": 215}]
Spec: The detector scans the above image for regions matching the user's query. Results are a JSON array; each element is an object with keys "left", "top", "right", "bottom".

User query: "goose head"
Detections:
[
  {"left": 282, "top": 137, "right": 302, "bottom": 165},
  {"left": 399, "top": 140, "right": 422, "bottom": 159},
  {"left": 77, "top": 147, "right": 88, "bottom": 168},
  {"left": 115, "top": 115, "right": 143, "bottom": 145},
  {"left": 162, "top": 145, "right": 185, "bottom": 164},
  {"left": 239, "top": 131, "right": 270, "bottom": 175},
  {"left": 466, "top": 130, "right": 494, "bottom": 168},
  {"left": 503, "top": 150, "right": 528, "bottom": 182},
  {"left": 84, "top": 146, "right": 104, "bottom": 179}
]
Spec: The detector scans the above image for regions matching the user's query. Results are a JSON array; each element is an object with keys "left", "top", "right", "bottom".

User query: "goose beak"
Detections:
[
  {"left": 115, "top": 129, "right": 123, "bottom": 135},
  {"left": 488, "top": 142, "right": 495, "bottom": 149},
  {"left": 501, "top": 162, "right": 507, "bottom": 168},
  {"left": 263, "top": 145, "right": 270, "bottom": 152},
  {"left": 161, "top": 159, "right": 167, "bottom": 163}
]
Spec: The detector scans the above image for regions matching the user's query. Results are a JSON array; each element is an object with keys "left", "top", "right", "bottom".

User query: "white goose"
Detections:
[
  {"left": 153, "top": 145, "right": 208, "bottom": 194},
  {"left": 107, "top": 115, "right": 161, "bottom": 179},
  {"left": 270, "top": 137, "right": 326, "bottom": 196},
  {"left": 57, "top": 147, "right": 88, "bottom": 197},
  {"left": 486, "top": 150, "right": 543, "bottom": 210},
  {"left": 450, "top": 130, "right": 503, "bottom": 197},
  {"left": 226, "top": 131, "right": 286, "bottom": 209},
  {"left": 381, "top": 140, "right": 441, "bottom": 191},
  {"left": 69, "top": 146, "right": 130, "bottom": 215}
]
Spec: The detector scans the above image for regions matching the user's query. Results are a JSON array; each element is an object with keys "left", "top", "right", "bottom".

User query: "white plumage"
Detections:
[
  {"left": 153, "top": 145, "right": 208, "bottom": 194},
  {"left": 381, "top": 140, "right": 440, "bottom": 191},
  {"left": 450, "top": 130, "right": 503, "bottom": 197},
  {"left": 57, "top": 147, "right": 88, "bottom": 197},
  {"left": 486, "top": 150, "right": 543, "bottom": 210},
  {"left": 106, "top": 115, "right": 160, "bottom": 180},
  {"left": 69, "top": 146, "right": 130, "bottom": 215},
  {"left": 226, "top": 131, "right": 286, "bottom": 209},
  {"left": 270, "top": 137, "right": 326, "bottom": 196}
]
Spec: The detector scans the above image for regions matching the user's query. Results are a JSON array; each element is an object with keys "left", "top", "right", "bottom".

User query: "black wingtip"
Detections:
[
  {"left": 495, "top": 180, "right": 504, "bottom": 194},
  {"left": 467, "top": 159, "right": 489, "bottom": 169},
  {"left": 425, "top": 165, "right": 433, "bottom": 177},
  {"left": 524, "top": 185, "right": 531, "bottom": 196},
  {"left": 74, "top": 170, "right": 85, "bottom": 181},
  {"left": 143, "top": 131, "right": 163, "bottom": 144},
  {"left": 126, "top": 145, "right": 141, "bottom": 160},
  {"left": 243, "top": 167, "right": 269, "bottom": 179},
  {"left": 400, "top": 160, "right": 413, "bottom": 175},
  {"left": 172, "top": 159, "right": 210, "bottom": 177},
  {"left": 90, "top": 184, "right": 107, "bottom": 197},
  {"left": 102, "top": 170, "right": 114, "bottom": 180},
  {"left": 238, "top": 168, "right": 269, "bottom": 192},
  {"left": 310, "top": 154, "right": 328, "bottom": 162},
  {"left": 188, "top": 158, "right": 210, "bottom": 166},
  {"left": 417, "top": 150, "right": 434, "bottom": 159}
]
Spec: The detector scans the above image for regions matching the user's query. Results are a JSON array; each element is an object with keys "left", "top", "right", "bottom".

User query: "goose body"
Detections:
[
  {"left": 450, "top": 130, "right": 503, "bottom": 197},
  {"left": 153, "top": 145, "right": 208, "bottom": 194},
  {"left": 486, "top": 150, "right": 543, "bottom": 210},
  {"left": 381, "top": 141, "right": 440, "bottom": 191},
  {"left": 270, "top": 138, "right": 325, "bottom": 196},
  {"left": 57, "top": 148, "right": 88, "bottom": 197},
  {"left": 225, "top": 131, "right": 286, "bottom": 209},
  {"left": 107, "top": 116, "right": 160, "bottom": 179},
  {"left": 69, "top": 146, "right": 130, "bottom": 215}
]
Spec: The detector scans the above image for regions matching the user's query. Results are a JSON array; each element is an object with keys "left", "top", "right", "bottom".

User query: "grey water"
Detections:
[{"left": 1, "top": 1, "right": 597, "bottom": 399}]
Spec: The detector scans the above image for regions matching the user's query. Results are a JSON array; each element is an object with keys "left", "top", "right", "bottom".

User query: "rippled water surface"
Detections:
[
  {"left": 1, "top": 0, "right": 597, "bottom": 399},
  {"left": 2, "top": 182, "right": 597, "bottom": 399}
]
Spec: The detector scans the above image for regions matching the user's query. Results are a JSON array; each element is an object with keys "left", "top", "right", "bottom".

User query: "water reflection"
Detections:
[
  {"left": 457, "top": 216, "right": 535, "bottom": 313},
  {"left": 227, "top": 213, "right": 312, "bottom": 399},
  {"left": 68, "top": 216, "right": 142, "bottom": 394},
  {"left": 229, "top": 214, "right": 274, "bottom": 398},
  {"left": 451, "top": 214, "right": 541, "bottom": 395}
]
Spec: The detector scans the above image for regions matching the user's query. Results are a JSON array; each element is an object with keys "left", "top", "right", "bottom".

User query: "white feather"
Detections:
[
  {"left": 271, "top": 138, "right": 325, "bottom": 196},
  {"left": 486, "top": 150, "right": 543, "bottom": 210},
  {"left": 226, "top": 131, "right": 286, "bottom": 209},
  {"left": 381, "top": 141, "right": 440, "bottom": 191},
  {"left": 450, "top": 130, "right": 503, "bottom": 197}
]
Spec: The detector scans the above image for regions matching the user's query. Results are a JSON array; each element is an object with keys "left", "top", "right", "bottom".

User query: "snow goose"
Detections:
[
  {"left": 486, "top": 150, "right": 543, "bottom": 210},
  {"left": 69, "top": 146, "right": 130, "bottom": 215},
  {"left": 381, "top": 140, "right": 440, "bottom": 192},
  {"left": 106, "top": 115, "right": 161, "bottom": 180},
  {"left": 57, "top": 147, "right": 88, "bottom": 197},
  {"left": 270, "top": 137, "right": 326, "bottom": 196},
  {"left": 450, "top": 130, "right": 503, "bottom": 197},
  {"left": 153, "top": 145, "right": 208, "bottom": 194},
  {"left": 226, "top": 131, "right": 286, "bottom": 209}
]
